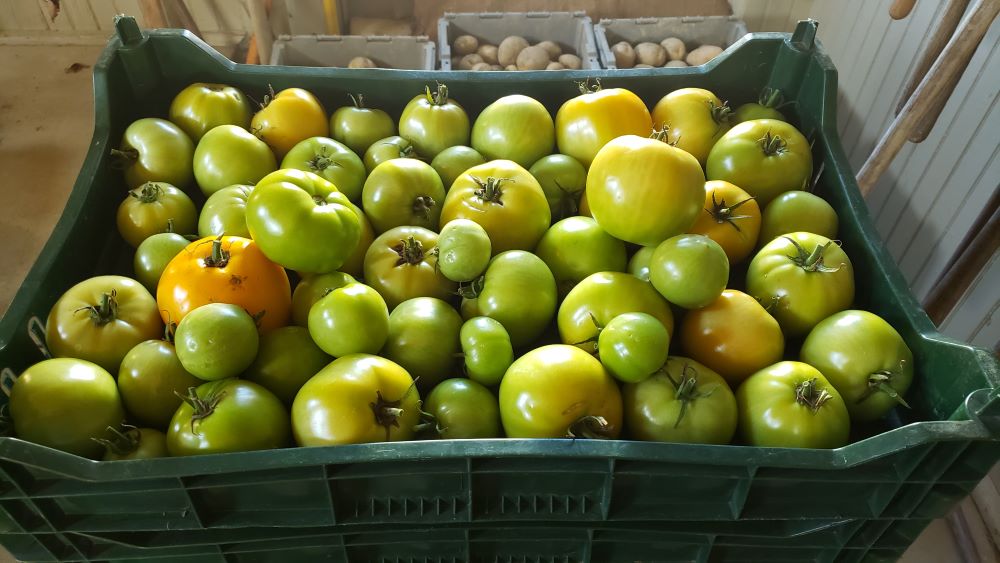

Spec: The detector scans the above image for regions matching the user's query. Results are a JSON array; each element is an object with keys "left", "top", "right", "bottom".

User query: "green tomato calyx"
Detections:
[
  {"left": 93, "top": 424, "right": 141, "bottom": 457},
  {"left": 412, "top": 195, "right": 437, "bottom": 219},
  {"left": 349, "top": 93, "right": 366, "bottom": 109},
  {"left": 370, "top": 381, "right": 418, "bottom": 441},
  {"left": 707, "top": 99, "right": 733, "bottom": 126},
  {"left": 566, "top": 415, "right": 615, "bottom": 439},
  {"left": 75, "top": 290, "right": 119, "bottom": 326},
  {"left": 758, "top": 87, "right": 784, "bottom": 109},
  {"left": 202, "top": 236, "right": 231, "bottom": 268},
  {"left": 413, "top": 407, "right": 445, "bottom": 438},
  {"left": 859, "top": 362, "right": 911, "bottom": 408},
  {"left": 795, "top": 378, "right": 834, "bottom": 414},
  {"left": 392, "top": 236, "right": 426, "bottom": 266},
  {"left": 783, "top": 237, "right": 843, "bottom": 273},
  {"left": 649, "top": 126, "right": 680, "bottom": 147},
  {"left": 176, "top": 386, "right": 226, "bottom": 435},
  {"left": 132, "top": 182, "right": 163, "bottom": 203},
  {"left": 424, "top": 82, "right": 451, "bottom": 106},
  {"left": 664, "top": 361, "right": 716, "bottom": 428},
  {"left": 572, "top": 313, "right": 604, "bottom": 354},
  {"left": 706, "top": 191, "right": 756, "bottom": 231},
  {"left": 758, "top": 130, "right": 788, "bottom": 156},
  {"left": 456, "top": 276, "right": 485, "bottom": 300},
  {"left": 307, "top": 148, "right": 341, "bottom": 174},
  {"left": 472, "top": 176, "right": 509, "bottom": 205},
  {"left": 576, "top": 77, "right": 602, "bottom": 95}
]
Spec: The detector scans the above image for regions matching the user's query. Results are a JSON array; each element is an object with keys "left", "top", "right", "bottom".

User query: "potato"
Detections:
[
  {"left": 686, "top": 45, "right": 724, "bottom": 66},
  {"left": 611, "top": 41, "right": 635, "bottom": 68},
  {"left": 558, "top": 53, "right": 582, "bottom": 69},
  {"left": 545, "top": 61, "right": 565, "bottom": 70},
  {"left": 451, "top": 56, "right": 463, "bottom": 69},
  {"left": 453, "top": 34, "right": 479, "bottom": 56},
  {"left": 664, "top": 60, "right": 689, "bottom": 68},
  {"left": 498, "top": 36, "right": 530, "bottom": 67},
  {"left": 490, "top": 64, "right": 503, "bottom": 70},
  {"left": 634, "top": 42, "right": 667, "bottom": 67},
  {"left": 536, "top": 40, "right": 562, "bottom": 59},
  {"left": 459, "top": 53, "right": 484, "bottom": 70},
  {"left": 661, "top": 37, "right": 686, "bottom": 61},
  {"left": 477, "top": 44, "right": 499, "bottom": 65},
  {"left": 516, "top": 45, "right": 550, "bottom": 70},
  {"left": 471, "top": 62, "right": 492, "bottom": 71},
  {"left": 634, "top": 63, "right": 654, "bottom": 68},
  {"left": 348, "top": 56, "right": 376, "bottom": 68},
  {"left": 504, "top": 64, "right": 518, "bottom": 71}
]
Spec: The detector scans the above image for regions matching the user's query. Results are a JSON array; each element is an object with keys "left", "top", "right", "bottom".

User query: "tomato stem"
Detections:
[
  {"left": 425, "top": 82, "right": 451, "bottom": 106},
  {"left": 472, "top": 176, "right": 509, "bottom": 205},
  {"left": 705, "top": 191, "right": 756, "bottom": 232},
  {"left": 109, "top": 148, "right": 139, "bottom": 166},
  {"left": 93, "top": 423, "right": 140, "bottom": 456},
  {"left": 858, "top": 362, "right": 911, "bottom": 408},
  {"left": 412, "top": 195, "right": 437, "bottom": 219},
  {"left": 783, "top": 236, "right": 844, "bottom": 273},
  {"left": 163, "top": 321, "right": 177, "bottom": 344},
  {"left": 566, "top": 415, "right": 615, "bottom": 439},
  {"left": 758, "top": 130, "right": 787, "bottom": 156},
  {"left": 759, "top": 87, "right": 784, "bottom": 109},
  {"left": 392, "top": 236, "right": 426, "bottom": 266},
  {"left": 456, "top": 276, "right": 484, "bottom": 300},
  {"left": 795, "top": 378, "right": 834, "bottom": 414},
  {"left": 203, "top": 235, "right": 231, "bottom": 268},
  {"left": 349, "top": 93, "right": 366, "bottom": 108},
  {"left": 307, "top": 148, "right": 339, "bottom": 173},
  {"left": 663, "top": 361, "right": 716, "bottom": 428},
  {"left": 575, "top": 77, "right": 602, "bottom": 95},
  {"left": 175, "top": 386, "right": 225, "bottom": 436},
  {"left": 370, "top": 390, "right": 405, "bottom": 442},
  {"left": 708, "top": 99, "right": 733, "bottom": 126},
  {"left": 74, "top": 290, "right": 119, "bottom": 326},
  {"left": 131, "top": 182, "right": 162, "bottom": 203}
]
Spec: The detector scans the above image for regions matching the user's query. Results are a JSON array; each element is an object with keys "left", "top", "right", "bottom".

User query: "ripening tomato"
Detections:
[
  {"left": 100, "top": 426, "right": 168, "bottom": 461},
  {"left": 555, "top": 82, "right": 652, "bottom": 168},
  {"left": 363, "top": 226, "right": 456, "bottom": 310},
  {"left": 431, "top": 146, "right": 486, "bottom": 191},
  {"left": 115, "top": 118, "right": 194, "bottom": 189},
  {"left": 529, "top": 154, "right": 587, "bottom": 222},
  {"left": 251, "top": 87, "right": 328, "bottom": 159},
  {"left": 281, "top": 136, "right": 366, "bottom": 202},
  {"left": 194, "top": 125, "right": 277, "bottom": 197},
  {"left": 648, "top": 234, "right": 729, "bottom": 309},
  {"left": 398, "top": 83, "right": 470, "bottom": 160},
  {"left": 758, "top": 190, "right": 838, "bottom": 245},
  {"left": 534, "top": 216, "right": 627, "bottom": 296},
  {"left": 597, "top": 312, "right": 670, "bottom": 384},
  {"left": 380, "top": 297, "right": 463, "bottom": 390},
  {"left": 472, "top": 95, "right": 554, "bottom": 168},
  {"left": 244, "top": 325, "right": 331, "bottom": 405},
  {"left": 687, "top": 181, "right": 761, "bottom": 263},
  {"left": 116, "top": 182, "right": 197, "bottom": 248},
  {"left": 364, "top": 135, "right": 416, "bottom": 173},
  {"left": 198, "top": 184, "right": 253, "bottom": 238},
  {"left": 118, "top": 337, "right": 201, "bottom": 429},
  {"left": 363, "top": 158, "right": 446, "bottom": 233},
  {"left": 291, "top": 271, "right": 356, "bottom": 327},
  {"left": 330, "top": 93, "right": 396, "bottom": 157},
  {"left": 651, "top": 88, "right": 733, "bottom": 166},
  {"left": 308, "top": 282, "right": 389, "bottom": 357},
  {"left": 465, "top": 250, "right": 557, "bottom": 349},
  {"left": 422, "top": 379, "right": 502, "bottom": 439},
  {"left": 733, "top": 88, "right": 786, "bottom": 123},
  {"left": 169, "top": 82, "right": 253, "bottom": 142}
]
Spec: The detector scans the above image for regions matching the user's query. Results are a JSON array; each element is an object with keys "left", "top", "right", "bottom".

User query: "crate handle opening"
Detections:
[
  {"left": 27, "top": 316, "right": 50, "bottom": 361},
  {"left": 0, "top": 368, "right": 15, "bottom": 397}
]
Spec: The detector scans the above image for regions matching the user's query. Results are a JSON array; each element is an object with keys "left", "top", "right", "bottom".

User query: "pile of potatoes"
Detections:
[
  {"left": 451, "top": 34, "right": 583, "bottom": 71},
  {"left": 609, "top": 37, "right": 723, "bottom": 68}
]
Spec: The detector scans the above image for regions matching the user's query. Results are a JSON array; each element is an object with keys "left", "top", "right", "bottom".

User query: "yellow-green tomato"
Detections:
[
  {"left": 650, "top": 88, "right": 733, "bottom": 167},
  {"left": 627, "top": 246, "right": 656, "bottom": 282},
  {"left": 623, "top": 357, "right": 737, "bottom": 444},
  {"left": 499, "top": 345, "right": 623, "bottom": 438},
  {"left": 437, "top": 219, "right": 492, "bottom": 282},
  {"left": 198, "top": 184, "right": 253, "bottom": 238},
  {"left": 308, "top": 282, "right": 389, "bottom": 357},
  {"left": 649, "top": 234, "right": 730, "bottom": 309},
  {"left": 281, "top": 136, "right": 366, "bottom": 202},
  {"left": 133, "top": 231, "right": 189, "bottom": 293},
  {"left": 381, "top": 297, "right": 463, "bottom": 390},
  {"left": 174, "top": 303, "right": 260, "bottom": 381},
  {"left": 290, "top": 271, "right": 356, "bottom": 327},
  {"left": 431, "top": 146, "right": 486, "bottom": 190},
  {"left": 598, "top": 312, "right": 670, "bottom": 383},
  {"left": 460, "top": 316, "right": 513, "bottom": 386},
  {"left": 244, "top": 326, "right": 332, "bottom": 405},
  {"left": 363, "top": 135, "right": 415, "bottom": 173},
  {"left": 330, "top": 94, "right": 396, "bottom": 156},
  {"left": 118, "top": 339, "right": 201, "bottom": 429},
  {"left": 362, "top": 158, "right": 446, "bottom": 233},
  {"left": 472, "top": 94, "right": 554, "bottom": 168},
  {"left": 363, "top": 226, "right": 456, "bottom": 310},
  {"left": 528, "top": 154, "right": 587, "bottom": 222},
  {"left": 759, "top": 190, "right": 838, "bottom": 245},
  {"left": 534, "top": 216, "right": 627, "bottom": 296},
  {"left": 116, "top": 182, "right": 197, "bottom": 248},
  {"left": 101, "top": 426, "right": 168, "bottom": 461},
  {"left": 471, "top": 250, "right": 557, "bottom": 349},
  {"left": 398, "top": 83, "right": 470, "bottom": 159},
  {"left": 116, "top": 118, "right": 195, "bottom": 189},
  {"left": 168, "top": 82, "right": 253, "bottom": 142},
  {"left": 422, "top": 379, "right": 501, "bottom": 439},
  {"left": 193, "top": 124, "right": 277, "bottom": 196}
]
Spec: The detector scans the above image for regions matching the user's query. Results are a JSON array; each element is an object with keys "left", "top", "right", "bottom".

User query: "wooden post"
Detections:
[
  {"left": 138, "top": 0, "right": 168, "bottom": 28},
  {"left": 248, "top": 0, "right": 274, "bottom": 65}
]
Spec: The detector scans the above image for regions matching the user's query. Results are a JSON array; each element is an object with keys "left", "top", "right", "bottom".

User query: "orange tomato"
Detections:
[
  {"left": 687, "top": 180, "right": 761, "bottom": 263},
  {"left": 679, "top": 289, "right": 784, "bottom": 385},
  {"left": 157, "top": 236, "right": 292, "bottom": 332},
  {"left": 250, "top": 88, "right": 328, "bottom": 159}
]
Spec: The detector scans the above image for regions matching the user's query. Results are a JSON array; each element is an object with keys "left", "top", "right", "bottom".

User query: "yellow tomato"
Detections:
[
  {"left": 651, "top": 88, "right": 732, "bottom": 167},
  {"left": 555, "top": 83, "right": 652, "bottom": 168},
  {"left": 688, "top": 180, "right": 761, "bottom": 263},
  {"left": 251, "top": 88, "right": 328, "bottom": 159}
]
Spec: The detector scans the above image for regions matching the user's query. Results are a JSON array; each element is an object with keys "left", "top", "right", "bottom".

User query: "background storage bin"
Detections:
[
  {"left": 595, "top": 15, "right": 749, "bottom": 69},
  {"left": 269, "top": 34, "right": 435, "bottom": 69}
]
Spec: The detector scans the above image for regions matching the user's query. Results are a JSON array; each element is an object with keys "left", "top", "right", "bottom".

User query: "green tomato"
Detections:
[
  {"left": 167, "top": 379, "right": 290, "bottom": 456},
  {"left": 174, "top": 303, "right": 260, "bottom": 381},
  {"left": 623, "top": 356, "right": 737, "bottom": 444},
  {"left": 535, "top": 216, "right": 627, "bottom": 296},
  {"left": 363, "top": 226, "right": 457, "bottom": 310},
  {"left": 363, "top": 135, "right": 415, "bottom": 173},
  {"left": 169, "top": 82, "right": 253, "bottom": 142},
  {"left": 800, "top": 310, "right": 914, "bottom": 422},
  {"left": 460, "top": 316, "right": 513, "bottom": 386},
  {"left": 422, "top": 379, "right": 502, "bottom": 439},
  {"left": 472, "top": 94, "right": 554, "bottom": 168},
  {"left": 759, "top": 191, "right": 838, "bottom": 246},
  {"left": 246, "top": 177, "right": 361, "bottom": 274},
  {"left": 198, "top": 184, "right": 254, "bottom": 238},
  {"left": 737, "top": 361, "right": 850, "bottom": 449},
  {"left": 746, "top": 232, "right": 855, "bottom": 337},
  {"left": 244, "top": 326, "right": 331, "bottom": 405},
  {"left": 281, "top": 136, "right": 366, "bottom": 202},
  {"left": 627, "top": 246, "right": 656, "bottom": 282},
  {"left": 291, "top": 271, "right": 356, "bottom": 327},
  {"left": 100, "top": 426, "right": 168, "bottom": 461},
  {"left": 308, "top": 282, "right": 389, "bottom": 357},
  {"left": 398, "top": 83, "right": 470, "bottom": 159},
  {"left": 115, "top": 118, "right": 194, "bottom": 189},
  {"left": 118, "top": 338, "right": 201, "bottom": 429},
  {"left": 133, "top": 231, "right": 189, "bottom": 293},
  {"left": 10, "top": 358, "right": 125, "bottom": 458},
  {"left": 46, "top": 275, "right": 162, "bottom": 374},
  {"left": 437, "top": 219, "right": 492, "bottom": 282},
  {"left": 193, "top": 124, "right": 277, "bottom": 196},
  {"left": 706, "top": 119, "right": 812, "bottom": 206},
  {"left": 649, "top": 234, "right": 729, "bottom": 309},
  {"left": 381, "top": 297, "right": 463, "bottom": 389},
  {"left": 733, "top": 89, "right": 787, "bottom": 123},
  {"left": 598, "top": 312, "right": 670, "bottom": 383},
  {"left": 528, "top": 154, "right": 587, "bottom": 222},
  {"left": 431, "top": 146, "right": 486, "bottom": 190},
  {"left": 362, "top": 158, "right": 446, "bottom": 233},
  {"left": 330, "top": 94, "right": 396, "bottom": 157},
  {"left": 116, "top": 182, "right": 197, "bottom": 248},
  {"left": 468, "top": 250, "right": 557, "bottom": 349}
]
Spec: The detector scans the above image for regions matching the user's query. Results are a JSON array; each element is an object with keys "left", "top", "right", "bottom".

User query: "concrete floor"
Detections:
[{"left": 0, "top": 44, "right": 969, "bottom": 562}]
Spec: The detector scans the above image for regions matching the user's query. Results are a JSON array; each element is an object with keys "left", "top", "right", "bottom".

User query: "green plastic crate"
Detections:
[{"left": 0, "top": 16, "right": 997, "bottom": 562}]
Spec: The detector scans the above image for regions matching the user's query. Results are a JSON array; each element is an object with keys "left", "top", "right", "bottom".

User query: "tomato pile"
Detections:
[{"left": 7, "top": 80, "right": 916, "bottom": 460}]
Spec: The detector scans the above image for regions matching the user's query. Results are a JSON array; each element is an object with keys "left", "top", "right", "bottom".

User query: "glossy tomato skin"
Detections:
[
  {"left": 198, "top": 184, "right": 253, "bottom": 238},
  {"left": 117, "top": 182, "right": 197, "bottom": 248},
  {"left": 759, "top": 190, "right": 838, "bottom": 245},
  {"left": 706, "top": 119, "right": 812, "bottom": 206},
  {"left": 800, "top": 310, "right": 914, "bottom": 421},
  {"left": 10, "top": 358, "right": 125, "bottom": 458},
  {"left": 330, "top": 95, "right": 396, "bottom": 156},
  {"left": 118, "top": 339, "right": 201, "bottom": 429},
  {"left": 528, "top": 154, "right": 587, "bottom": 222},
  {"left": 535, "top": 216, "right": 627, "bottom": 296},
  {"left": 309, "top": 282, "right": 389, "bottom": 357},
  {"left": 102, "top": 427, "right": 168, "bottom": 461},
  {"left": 167, "top": 379, "right": 290, "bottom": 456},
  {"left": 117, "top": 118, "right": 194, "bottom": 189},
  {"left": 341, "top": 200, "right": 376, "bottom": 278},
  {"left": 649, "top": 234, "right": 730, "bottom": 309},
  {"left": 251, "top": 87, "right": 328, "bottom": 159},
  {"left": 281, "top": 137, "right": 366, "bottom": 202},
  {"left": 398, "top": 84, "right": 470, "bottom": 160},
  {"left": 587, "top": 135, "right": 705, "bottom": 246},
  {"left": 431, "top": 146, "right": 486, "bottom": 190},
  {"left": 472, "top": 250, "right": 557, "bottom": 349},
  {"left": 688, "top": 181, "right": 761, "bottom": 263},
  {"left": 737, "top": 361, "right": 850, "bottom": 449},
  {"left": 363, "top": 159, "right": 446, "bottom": 233},
  {"left": 292, "top": 354, "right": 420, "bottom": 445},
  {"left": 558, "top": 272, "right": 674, "bottom": 355},
  {"left": 437, "top": 219, "right": 492, "bottom": 282},
  {"left": 133, "top": 232, "right": 189, "bottom": 293},
  {"left": 440, "top": 159, "right": 550, "bottom": 254},
  {"left": 363, "top": 136, "right": 415, "bottom": 173},
  {"left": 624, "top": 357, "right": 737, "bottom": 444},
  {"left": 381, "top": 297, "right": 463, "bottom": 390},
  {"left": 46, "top": 275, "right": 162, "bottom": 373},
  {"left": 746, "top": 232, "right": 855, "bottom": 337},
  {"left": 651, "top": 88, "right": 732, "bottom": 166},
  {"left": 598, "top": 312, "right": 670, "bottom": 383},
  {"left": 555, "top": 86, "right": 652, "bottom": 168},
  {"left": 244, "top": 326, "right": 331, "bottom": 405},
  {"left": 472, "top": 95, "right": 554, "bottom": 168},
  {"left": 169, "top": 82, "right": 253, "bottom": 142},
  {"left": 680, "top": 290, "right": 784, "bottom": 386},
  {"left": 157, "top": 236, "right": 291, "bottom": 332},
  {"left": 423, "top": 379, "right": 502, "bottom": 439},
  {"left": 194, "top": 125, "right": 277, "bottom": 196},
  {"left": 627, "top": 246, "right": 656, "bottom": 282},
  {"left": 174, "top": 303, "right": 260, "bottom": 381},
  {"left": 364, "top": 226, "right": 457, "bottom": 310},
  {"left": 291, "top": 271, "right": 356, "bottom": 327},
  {"left": 499, "top": 345, "right": 622, "bottom": 438},
  {"left": 460, "top": 316, "right": 513, "bottom": 386}
]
